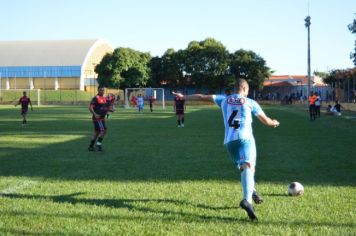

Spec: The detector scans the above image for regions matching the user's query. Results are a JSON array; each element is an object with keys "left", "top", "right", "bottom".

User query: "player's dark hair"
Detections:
[{"left": 98, "top": 85, "right": 105, "bottom": 90}]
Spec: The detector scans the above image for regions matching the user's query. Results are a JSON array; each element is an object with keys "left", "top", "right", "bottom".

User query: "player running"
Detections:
[
  {"left": 172, "top": 79, "right": 280, "bottom": 221},
  {"left": 15, "top": 91, "right": 33, "bottom": 125},
  {"left": 88, "top": 86, "right": 109, "bottom": 152}
]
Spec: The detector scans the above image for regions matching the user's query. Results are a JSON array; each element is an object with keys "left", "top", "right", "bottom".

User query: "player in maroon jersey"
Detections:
[
  {"left": 88, "top": 86, "right": 109, "bottom": 152},
  {"left": 15, "top": 91, "right": 33, "bottom": 125},
  {"left": 105, "top": 93, "right": 116, "bottom": 118},
  {"left": 174, "top": 94, "right": 185, "bottom": 127}
]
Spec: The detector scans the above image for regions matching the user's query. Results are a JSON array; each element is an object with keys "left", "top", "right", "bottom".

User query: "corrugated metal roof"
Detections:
[{"left": 0, "top": 39, "right": 98, "bottom": 66}]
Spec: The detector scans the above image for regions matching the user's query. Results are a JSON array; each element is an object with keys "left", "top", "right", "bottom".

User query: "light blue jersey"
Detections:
[
  {"left": 213, "top": 94, "right": 263, "bottom": 144},
  {"left": 138, "top": 97, "right": 144, "bottom": 106}
]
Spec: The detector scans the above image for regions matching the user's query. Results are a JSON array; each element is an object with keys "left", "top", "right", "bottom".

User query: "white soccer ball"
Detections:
[{"left": 288, "top": 182, "right": 304, "bottom": 196}]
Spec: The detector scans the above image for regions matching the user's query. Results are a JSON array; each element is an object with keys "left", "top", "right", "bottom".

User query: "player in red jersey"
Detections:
[
  {"left": 105, "top": 93, "right": 116, "bottom": 118},
  {"left": 88, "top": 86, "right": 109, "bottom": 152},
  {"left": 15, "top": 91, "right": 33, "bottom": 125},
  {"left": 174, "top": 94, "right": 186, "bottom": 127}
]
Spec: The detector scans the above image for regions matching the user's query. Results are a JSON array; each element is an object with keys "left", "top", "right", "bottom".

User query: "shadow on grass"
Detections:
[
  {"left": 0, "top": 106, "right": 355, "bottom": 186},
  {"left": 0, "top": 192, "right": 242, "bottom": 223},
  {"left": 1, "top": 192, "right": 355, "bottom": 228}
]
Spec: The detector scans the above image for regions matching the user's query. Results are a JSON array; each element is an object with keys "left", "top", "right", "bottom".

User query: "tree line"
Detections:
[{"left": 95, "top": 38, "right": 271, "bottom": 93}]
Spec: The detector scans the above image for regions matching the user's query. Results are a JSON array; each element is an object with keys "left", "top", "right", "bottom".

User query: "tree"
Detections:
[
  {"left": 148, "top": 49, "right": 185, "bottom": 88},
  {"left": 185, "top": 38, "right": 230, "bottom": 92},
  {"left": 348, "top": 13, "right": 356, "bottom": 66},
  {"left": 148, "top": 56, "right": 164, "bottom": 88},
  {"left": 229, "top": 49, "right": 271, "bottom": 91},
  {"left": 95, "top": 48, "right": 151, "bottom": 90}
]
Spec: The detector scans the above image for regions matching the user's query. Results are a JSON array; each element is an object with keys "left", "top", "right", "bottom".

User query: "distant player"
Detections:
[
  {"left": 308, "top": 92, "right": 317, "bottom": 121},
  {"left": 131, "top": 95, "right": 138, "bottom": 108},
  {"left": 172, "top": 79, "right": 280, "bottom": 221},
  {"left": 105, "top": 93, "right": 116, "bottom": 118},
  {"left": 148, "top": 95, "right": 155, "bottom": 112},
  {"left": 137, "top": 94, "right": 144, "bottom": 112},
  {"left": 15, "top": 91, "right": 33, "bottom": 125},
  {"left": 174, "top": 93, "right": 185, "bottom": 127},
  {"left": 314, "top": 92, "right": 321, "bottom": 118},
  {"left": 88, "top": 86, "right": 109, "bottom": 152}
]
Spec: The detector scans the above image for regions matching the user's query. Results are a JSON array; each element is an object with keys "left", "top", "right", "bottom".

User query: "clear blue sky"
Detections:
[{"left": 0, "top": 0, "right": 355, "bottom": 75}]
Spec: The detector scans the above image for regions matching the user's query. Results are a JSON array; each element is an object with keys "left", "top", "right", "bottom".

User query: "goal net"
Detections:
[
  {"left": 124, "top": 88, "right": 165, "bottom": 109},
  {"left": 0, "top": 89, "right": 41, "bottom": 106}
]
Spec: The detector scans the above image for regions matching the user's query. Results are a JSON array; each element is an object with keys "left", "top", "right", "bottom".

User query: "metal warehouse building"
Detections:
[{"left": 0, "top": 39, "right": 113, "bottom": 91}]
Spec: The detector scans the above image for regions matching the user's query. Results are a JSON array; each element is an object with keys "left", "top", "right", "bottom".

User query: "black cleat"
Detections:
[
  {"left": 96, "top": 145, "right": 103, "bottom": 152},
  {"left": 240, "top": 199, "right": 258, "bottom": 221},
  {"left": 252, "top": 191, "right": 264, "bottom": 204},
  {"left": 88, "top": 146, "right": 95, "bottom": 152}
]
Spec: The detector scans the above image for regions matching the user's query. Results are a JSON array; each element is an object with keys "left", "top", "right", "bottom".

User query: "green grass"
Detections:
[
  {"left": 0, "top": 90, "right": 93, "bottom": 104},
  {"left": 0, "top": 104, "right": 355, "bottom": 235}
]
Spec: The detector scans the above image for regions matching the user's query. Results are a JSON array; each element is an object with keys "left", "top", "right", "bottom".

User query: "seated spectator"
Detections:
[
  {"left": 326, "top": 104, "right": 334, "bottom": 115},
  {"left": 326, "top": 101, "right": 343, "bottom": 116},
  {"left": 332, "top": 100, "right": 343, "bottom": 116}
]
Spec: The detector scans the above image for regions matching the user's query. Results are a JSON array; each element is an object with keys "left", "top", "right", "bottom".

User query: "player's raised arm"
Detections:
[
  {"left": 171, "top": 92, "right": 214, "bottom": 103},
  {"left": 256, "top": 112, "right": 280, "bottom": 128}
]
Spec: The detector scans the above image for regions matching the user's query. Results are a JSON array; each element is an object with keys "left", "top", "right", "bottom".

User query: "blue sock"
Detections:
[{"left": 241, "top": 167, "right": 254, "bottom": 204}]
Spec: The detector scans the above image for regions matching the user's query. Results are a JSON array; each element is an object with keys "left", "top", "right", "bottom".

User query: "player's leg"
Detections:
[
  {"left": 226, "top": 140, "right": 257, "bottom": 220},
  {"left": 239, "top": 139, "right": 258, "bottom": 220},
  {"left": 176, "top": 114, "right": 181, "bottom": 127},
  {"left": 181, "top": 114, "right": 185, "bottom": 127},
  {"left": 252, "top": 189, "right": 263, "bottom": 204},
  {"left": 309, "top": 105, "right": 314, "bottom": 120},
  {"left": 21, "top": 109, "right": 27, "bottom": 124},
  {"left": 88, "top": 121, "right": 100, "bottom": 151},
  {"left": 22, "top": 114, "right": 26, "bottom": 124},
  {"left": 96, "top": 120, "right": 107, "bottom": 151},
  {"left": 313, "top": 105, "right": 316, "bottom": 120}
]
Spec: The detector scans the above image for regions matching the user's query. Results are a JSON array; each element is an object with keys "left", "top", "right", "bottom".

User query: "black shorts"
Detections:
[
  {"left": 93, "top": 119, "right": 107, "bottom": 132},
  {"left": 176, "top": 109, "right": 184, "bottom": 115},
  {"left": 309, "top": 104, "right": 316, "bottom": 113},
  {"left": 21, "top": 108, "right": 28, "bottom": 115}
]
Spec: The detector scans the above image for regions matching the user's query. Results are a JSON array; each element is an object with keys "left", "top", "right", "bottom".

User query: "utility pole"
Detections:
[{"left": 305, "top": 15, "right": 311, "bottom": 97}]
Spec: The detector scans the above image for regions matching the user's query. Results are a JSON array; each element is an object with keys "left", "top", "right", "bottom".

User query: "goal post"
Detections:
[
  {"left": 0, "top": 89, "right": 41, "bottom": 106},
  {"left": 124, "top": 88, "right": 165, "bottom": 109}
]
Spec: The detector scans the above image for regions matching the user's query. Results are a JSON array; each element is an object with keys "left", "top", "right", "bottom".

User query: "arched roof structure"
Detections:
[{"left": 0, "top": 39, "right": 113, "bottom": 90}]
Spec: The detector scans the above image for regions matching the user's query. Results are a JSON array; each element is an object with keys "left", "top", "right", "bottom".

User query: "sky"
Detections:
[{"left": 0, "top": 0, "right": 355, "bottom": 75}]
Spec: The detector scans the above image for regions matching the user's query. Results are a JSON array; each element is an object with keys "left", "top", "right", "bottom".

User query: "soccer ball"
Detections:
[{"left": 288, "top": 182, "right": 304, "bottom": 196}]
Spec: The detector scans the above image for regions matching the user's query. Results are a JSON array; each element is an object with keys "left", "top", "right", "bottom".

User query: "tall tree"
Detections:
[
  {"left": 348, "top": 13, "right": 356, "bottom": 66},
  {"left": 95, "top": 48, "right": 151, "bottom": 90},
  {"left": 229, "top": 49, "right": 271, "bottom": 91},
  {"left": 149, "top": 49, "right": 188, "bottom": 89},
  {"left": 148, "top": 56, "right": 164, "bottom": 88},
  {"left": 185, "top": 38, "right": 230, "bottom": 92}
]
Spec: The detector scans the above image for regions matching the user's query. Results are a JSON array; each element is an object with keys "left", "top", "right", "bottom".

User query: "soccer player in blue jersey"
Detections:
[
  {"left": 172, "top": 79, "right": 279, "bottom": 221},
  {"left": 137, "top": 94, "right": 144, "bottom": 112}
]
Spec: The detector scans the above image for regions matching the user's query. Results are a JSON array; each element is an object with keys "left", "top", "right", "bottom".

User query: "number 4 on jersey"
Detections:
[{"left": 228, "top": 110, "right": 240, "bottom": 129}]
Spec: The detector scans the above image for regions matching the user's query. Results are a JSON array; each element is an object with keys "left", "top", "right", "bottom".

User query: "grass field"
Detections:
[{"left": 0, "top": 104, "right": 355, "bottom": 235}]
